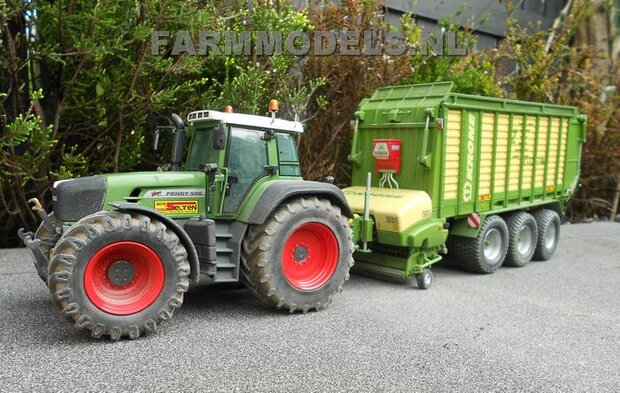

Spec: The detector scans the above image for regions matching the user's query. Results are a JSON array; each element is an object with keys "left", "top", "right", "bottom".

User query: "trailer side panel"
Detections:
[{"left": 440, "top": 108, "right": 576, "bottom": 218}]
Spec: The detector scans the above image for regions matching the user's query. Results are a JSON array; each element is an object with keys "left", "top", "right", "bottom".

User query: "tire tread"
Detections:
[
  {"left": 240, "top": 197, "right": 353, "bottom": 312},
  {"left": 533, "top": 209, "right": 561, "bottom": 261},
  {"left": 48, "top": 211, "right": 190, "bottom": 340},
  {"left": 504, "top": 212, "right": 538, "bottom": 267},
  {"left": 448, "top": 215, "right": 508, "bottom": 274}
]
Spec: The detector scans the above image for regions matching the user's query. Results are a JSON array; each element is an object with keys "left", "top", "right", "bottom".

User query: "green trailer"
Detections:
[{"left": 344, "top": 82, "right": 587, "bottom": 287}]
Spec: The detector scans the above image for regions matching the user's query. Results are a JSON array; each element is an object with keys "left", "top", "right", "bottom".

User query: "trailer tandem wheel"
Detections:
[
  {"left": 504, "top": 212, "right": 538, "bottom": 267},
  {"left": 448, "top": 215, "right": 509, "bottom": 274},
  {"left": 533, "top": 209, "right": 561, "bottom": 261}
]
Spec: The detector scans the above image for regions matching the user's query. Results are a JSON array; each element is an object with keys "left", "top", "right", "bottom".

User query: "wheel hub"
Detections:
[
  {"left": 545, "top": 224, "right": 557, "bottom": 250},
  {"left": 84, "top": 241, "right": 165, "bottom": 315},
  {"left": 517, "top": 226, "right": 533, "bottom": 255},
  {"left": 281, "top": 222, "right": 339, "bottom": 291},
  {"left": 483, "top": 228, "right": 502, "bottom": 263},
  {"left": 292, "top": 245, "right": 309, "bottom": 264},
  {"left": 107, "top": 260, "right": 135, "bottom": 286}
]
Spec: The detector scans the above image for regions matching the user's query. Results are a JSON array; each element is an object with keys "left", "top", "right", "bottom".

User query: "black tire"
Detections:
[
  {"left": 504, "top": 212, "right": 538, "bottom": 267},
  {"left": 533, "top": 209, "right": 561, "bottom": 261},
  {"left": 241, "top": 197, "right": 354, "bottom": 313},
  {"left": 448, "top": 215, "right": 509, "bottom": 274},
  {"left": 48, "top": 211, "right": 190, "bottom": 340},
  {"left": 415, "top": 269, "right": 433, "bottom": 290}
]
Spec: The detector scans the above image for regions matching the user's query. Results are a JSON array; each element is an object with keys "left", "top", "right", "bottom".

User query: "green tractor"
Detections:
[{"left": 19, "top": 103, "right": 356, "bottom": 340}]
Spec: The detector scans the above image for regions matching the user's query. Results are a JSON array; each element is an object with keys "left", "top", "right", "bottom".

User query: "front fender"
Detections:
[{"left": 108, "top": 202, "right": 200, "bottom": 283}]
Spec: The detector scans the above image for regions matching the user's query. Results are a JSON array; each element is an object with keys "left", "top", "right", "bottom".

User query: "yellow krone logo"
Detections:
[{"left": 463, "top": 113, "right": 476, "bottom": 203}]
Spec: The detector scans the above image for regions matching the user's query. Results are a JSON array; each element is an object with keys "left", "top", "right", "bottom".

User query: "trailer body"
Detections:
[{"left": 344, "top": 82, "right": 586, "bottom": 281}]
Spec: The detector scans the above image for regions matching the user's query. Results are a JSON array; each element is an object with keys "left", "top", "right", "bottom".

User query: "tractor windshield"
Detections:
[{"left": 186, "top": 127, "right": 219, "bottom": 171}]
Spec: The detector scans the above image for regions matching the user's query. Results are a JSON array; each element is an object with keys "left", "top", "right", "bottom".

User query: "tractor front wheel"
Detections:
[
  {"left": 241, "top": 197, "right": 354, "bottom": 313},
  {"left": 48, "top": 211, "right": 190, "bottom": 340}
]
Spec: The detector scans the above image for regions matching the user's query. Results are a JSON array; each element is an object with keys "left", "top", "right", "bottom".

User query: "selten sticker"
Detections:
[{"left": 154, "top": 200, "right": 198, "bottom": 214}]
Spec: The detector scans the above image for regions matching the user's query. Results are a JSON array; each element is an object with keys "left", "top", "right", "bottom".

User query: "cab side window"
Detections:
[
  {"left": 276, "top": 133, "right": 301, "bottom": 176},
  {"left": 223, "top": 128, "right": 268, "bottom": 213}
]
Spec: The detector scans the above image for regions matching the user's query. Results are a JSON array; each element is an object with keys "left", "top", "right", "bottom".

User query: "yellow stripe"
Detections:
[{"left": 444, "top": 110, "right": 462, "bottom": 200}]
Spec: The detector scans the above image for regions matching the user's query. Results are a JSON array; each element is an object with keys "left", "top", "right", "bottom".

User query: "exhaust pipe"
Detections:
[{"left": 170, "top": 113, "right": 186, "bottom": 171}]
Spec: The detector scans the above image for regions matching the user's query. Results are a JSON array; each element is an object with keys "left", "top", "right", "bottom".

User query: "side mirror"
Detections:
[
  {"left": 200, "top": 163, "right": 218, "bottom": 174},
  {"left": 201, "top": 163, "right": 218, "bottom": 184},
  {"left": 213, "top": 122, "right": 226, "bottom": 150}
]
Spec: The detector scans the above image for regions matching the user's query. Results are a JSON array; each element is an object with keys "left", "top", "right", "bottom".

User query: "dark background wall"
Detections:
[{"left": 383, "top": 0, "right": 568, "bottom": 48}]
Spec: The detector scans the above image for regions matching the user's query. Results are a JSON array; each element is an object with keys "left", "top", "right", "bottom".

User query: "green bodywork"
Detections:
[
  {"left": 55, "top": 82, "right": 585, "bottom": 284},
  {"left": 347, "top": 82, "right": 586, "bottom": 279},
  {"left": 99, "top": 123, "right": 303, "bottom": 223},
  {"left": 48, "top": 112, "right": 360, "bottom": 284},
  {"left": 83, "top": 117, "right": 318, "bottom": 283}
]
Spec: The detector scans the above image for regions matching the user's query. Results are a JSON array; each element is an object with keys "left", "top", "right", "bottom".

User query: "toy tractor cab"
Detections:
[{"left": 19, "top": 102, "right": 355, "bottom": 340}]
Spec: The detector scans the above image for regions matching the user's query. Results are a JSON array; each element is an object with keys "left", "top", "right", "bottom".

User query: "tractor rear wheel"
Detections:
[
  {"left": 241, "top": 197, "right": 354, "bottom": 313},
  {"left": 48, "top": 211, "right": 190, "bottom": 340}
]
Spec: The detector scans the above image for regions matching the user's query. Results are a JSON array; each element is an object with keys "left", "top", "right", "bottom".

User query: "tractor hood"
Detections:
[
  {"left": 53, "top": 171, "right": 206, "bottom": 222},
  {"left": 102, "top": 171, "right": 205, "bottom": 203}
]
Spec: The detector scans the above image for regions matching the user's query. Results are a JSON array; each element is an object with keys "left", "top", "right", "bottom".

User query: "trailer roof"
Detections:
[
  {"left": 357, "top": 82, "right": 580, "bottom": 125},
  {"left": 187, "top": 110, "right": 304, "bottom": 133}
]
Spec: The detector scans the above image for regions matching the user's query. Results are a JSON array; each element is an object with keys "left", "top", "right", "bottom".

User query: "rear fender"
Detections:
[{"left": 240, "top": 180, "right": 353, "bottom": 225}]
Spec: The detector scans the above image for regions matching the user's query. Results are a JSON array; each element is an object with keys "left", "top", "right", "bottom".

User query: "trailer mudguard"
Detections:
[
  {"left": 241, "top": 180, "right": 353, "bottom": 225},
  {"left": 407, "top": 218, "right": 448, "bottom": 249},
  {"left": 448, "top": 201, "right": 564, "bottom": 239},
  {"left": 108, "top": 202, "right": 200, "bottom": 283},
  {"left": 449, "top": 216, "right": 486, "bottom": 239}
]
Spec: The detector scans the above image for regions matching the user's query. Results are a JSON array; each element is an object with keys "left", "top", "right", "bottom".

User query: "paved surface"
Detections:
[{"left": 0, "top": 223, "right": 618, "bottom": 392}]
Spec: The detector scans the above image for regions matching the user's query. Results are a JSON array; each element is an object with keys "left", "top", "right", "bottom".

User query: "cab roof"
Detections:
[{"left": 187, "top": 110, "right": 304, "bottom": 133}]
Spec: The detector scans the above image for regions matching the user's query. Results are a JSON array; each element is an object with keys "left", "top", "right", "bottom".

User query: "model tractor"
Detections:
[{"left": 19, "top": 101, "right": 357, "bottom": 340}]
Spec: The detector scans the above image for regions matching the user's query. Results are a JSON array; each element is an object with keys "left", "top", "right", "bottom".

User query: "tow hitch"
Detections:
[{"left": 17, "top": 198, "right": 60, "bottom": 284}]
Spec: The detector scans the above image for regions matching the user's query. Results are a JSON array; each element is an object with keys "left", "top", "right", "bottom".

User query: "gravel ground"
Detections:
[{"left": 0, "top": 222, "right": 618, "bottom": 392}]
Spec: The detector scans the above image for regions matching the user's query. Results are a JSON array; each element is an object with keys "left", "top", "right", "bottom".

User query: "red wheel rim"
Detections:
[
  {"left": 84, "top": 241, "right": 165, "bottom": 315},
  {"left": 281, "top": 222, "right": 339, "bottom": 291}
]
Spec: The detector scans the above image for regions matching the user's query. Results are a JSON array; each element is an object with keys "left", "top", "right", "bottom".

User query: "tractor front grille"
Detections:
[{"left": 53, "top": 176, "right": 106, "bottom": 222}]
